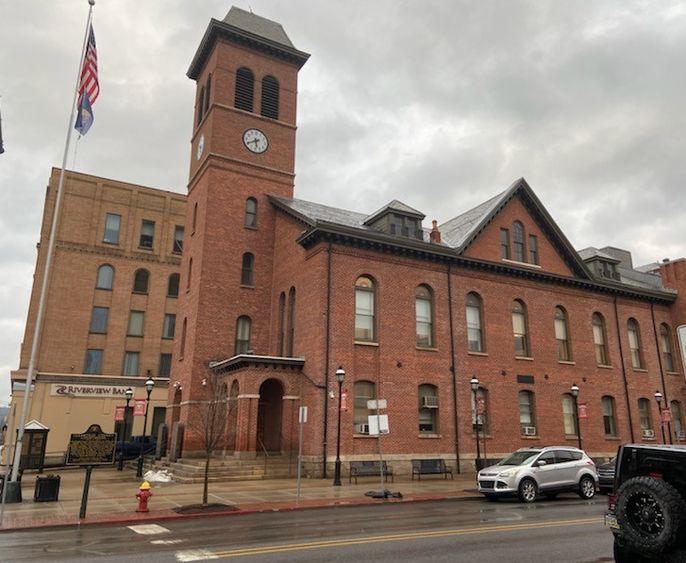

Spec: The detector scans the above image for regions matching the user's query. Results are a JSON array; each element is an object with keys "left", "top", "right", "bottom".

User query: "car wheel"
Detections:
[
  {"left": 518, "top": 478, "right": 537, "bottom": 503},
  {"left": 578, "top": 475, "right": 596, "bottom": 499},
  {"left": 616, "top": 476, "right": 686, "bottom": 555}
]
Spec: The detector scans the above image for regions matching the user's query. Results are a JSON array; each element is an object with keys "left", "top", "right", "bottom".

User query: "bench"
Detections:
[
  {"left": 349, "top": 461, "right": 393, "bottom": 484},
  {"left": 411, "top": 458, "right": 453, "bottom": 480}
]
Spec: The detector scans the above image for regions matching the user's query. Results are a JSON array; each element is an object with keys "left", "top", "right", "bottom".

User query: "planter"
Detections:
[{"left": 34, "top": 475, "right": 60, "bottom": 502}]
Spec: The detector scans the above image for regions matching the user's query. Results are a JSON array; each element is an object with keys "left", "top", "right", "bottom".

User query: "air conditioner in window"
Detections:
[
  {"left": 521, "top": 425, "right": 537, "bottom": 436},
  {"left": 355, "top": 423, "right": 369, "bottom": 434},
  {"left": 642, "top": 429, "right": 655, "bottom": 439},
  {"left": 421, "top": 396, "right": 439, "bottom": 408},
  {"left": 677, "top": 432, "right": 686, "bottom": 440}
]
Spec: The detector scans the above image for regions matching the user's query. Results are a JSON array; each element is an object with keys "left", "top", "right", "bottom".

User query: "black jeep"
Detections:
[{"left": 606, "top": 444, "right": 686, "bottom": 562}]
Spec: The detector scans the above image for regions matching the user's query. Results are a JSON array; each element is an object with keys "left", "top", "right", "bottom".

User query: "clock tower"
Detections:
[{"left": 170, "top": 7, "right": 309, "bottom": 449}]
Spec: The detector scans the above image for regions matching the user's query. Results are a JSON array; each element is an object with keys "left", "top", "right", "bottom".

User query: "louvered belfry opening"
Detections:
[
  {"left": 235, "top": 67, "right": 254, "bottom": 112},
  {"left": 260, "top": 75, "right": 279, "bottom": 119}
]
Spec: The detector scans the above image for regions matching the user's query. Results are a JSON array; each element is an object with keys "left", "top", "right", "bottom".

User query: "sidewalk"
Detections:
[{"left": 0, "top": 466, "right": 480, "bottom": 531}]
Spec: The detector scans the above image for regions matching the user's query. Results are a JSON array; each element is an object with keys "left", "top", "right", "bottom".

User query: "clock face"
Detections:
[
  {"left": 243, "top": 128, "right": 269, "bottom": 154},
  {"left": 196, "top": 134, "right": 204, "bottom": 160}
]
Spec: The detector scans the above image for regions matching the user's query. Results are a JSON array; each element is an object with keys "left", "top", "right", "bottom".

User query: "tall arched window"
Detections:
[
  {"left": 277, "top": 292, "right": 286, "bottom": 356},
  {"left": 592, "top": 313, "right": 608, "bottom": 365},
  {"left": 554, "top": 306, "right": 571, "bottom": 361},
  {"left": 671, "top": 400, "right": 684, "bottom": 440},
  {"left": 260, "top": 75, "right": 279, "bottom": 119},
  {"left": 512, "top": 300, "right": 530, "bottom": 357},
  {"left": 519, "top": 391, "right": 536, "bottom": 435},
  {"left": 133, "top": 269, "right": 149, "bottom": 294},
  {"left": 355, "top": 276, "right": 376, "bottom": 342},
  {"left": 512, "top": 221, "right": 525, "bottom": 262},
  {"left": 167, "top": 273, "right": 180, "bottom": 298},
  {"left": 471, "top": 386, "right": 489, "bottom": 434},
  {"left": 192, "top": 202, "right": 198, "bottom": 233},
  {"left": 234, "top": 67, "right": 254, "bottom": 112},
  {"left": 204, "top": 73, "right": 211, "bottom": 116},
  {"left": 415, "top": 285, "right": 433, "bottom": 347},
  {"left": 638, "top": 398, "right": 653, "bottom": 437},
  {"left": 187, "top": 258, "right": 193, "bottom": 291},
  {"left": 627, "top": 319, "right": 643, "bottom": 369},
  {"left": 602, "top": 396, "right": 617, "bottom": 437},
  {"left": 562, "top": 394, "right": 578, "bottom": 436},
  {"left": 418, "top": 384, "right": 438, "bottom": 433},
  {"left": 96, "top": 264, "right": 114, "bottom": 290},
  {"left": 180, "top": 317, "right": 187, "bottom": 358},
  {"left": 287, "top": 287, "right": 296, "bottom": 357},
  {"left": 353, "top": 380, "right": 376, "bottom": 434},
  {"left": 241, "top": 253, "right": 254, "bottom": 286},
  {"left": 466, "top": 292, "right": 484, "bottom": 352},
  {"left": 244, "top": 197, "right": 257, "bottom": 227},
  {"left": 196, "top": 86, "right": 205, "bottom": 125},
  {"left": 235, "top": 316, "right": 252, "bottom": 354},
  {"left": 660, "top": 323, "right": 675, "bottom": 372}
]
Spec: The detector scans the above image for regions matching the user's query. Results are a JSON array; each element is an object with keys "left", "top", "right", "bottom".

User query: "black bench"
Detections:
[
  {"left": 411, "top": 459, "right": 453, "bottom": 480},
  {"left": 349, "top": 461, "right": 393, "bottom": 484}
]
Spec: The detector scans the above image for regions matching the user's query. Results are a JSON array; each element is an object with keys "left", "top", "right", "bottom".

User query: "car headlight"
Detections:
[{"left": 499, "top": 469, "right": 519, "bottom": 478}]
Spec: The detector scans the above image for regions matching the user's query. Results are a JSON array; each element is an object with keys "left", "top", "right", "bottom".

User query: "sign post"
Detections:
[
  {"left": 367, "top": 399, "right": 389, "bottom": 496},
  {"left": 66, "top": 424, "right": 116, "bottom": 520},
  {"left": 296, "top": 406, "right": 307, "bottom": 505}
]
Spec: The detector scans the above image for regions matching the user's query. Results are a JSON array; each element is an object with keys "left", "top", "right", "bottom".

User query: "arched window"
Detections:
[
  {"left": 180, "top": 317, "right": 187, "bottom": 358},
  {"left": 519, "top": 391, "right": 536, "bottom": 435},
  {"left": 465, "top": 292, "right": 484, "bottom": 352},
  {"left": 167, "top": 273, "right": 180, "bottom": 298},
  {"left": 277, "top": 292, "right": 286, "bottom": 356},
  {"left": 355, "top": 276, "right": 376, "bottom": 342},
  {"left": 638, "top": 398, "right": 654, "bottom": 437},
  {"left": 234, "top": 67, "right": 254, "bottom": 112},
  {"left": 512, "top": 221, "right": 525, "bottom": 262},
  {"left": 196, "top": 86, "right": 205, "bottom": 125},
  {"left": 627, "top": 319, "right": 643, "bottom": 369},
  {"left": 471, "top": 386, "right": 489, "bottom": 434},
  {"left": 241, "top": 253, "right": 254, "bottom": 286},
  {"left": 235, "top": 316, "right": 251, "bottom": 354},
  {"left": 660, "top": 323, "right": 675, "bottom": 372},
  {"left": 554, "top": 306, "right": 571, "bottom": 361},
  {"left": 562, "top": 394, "right": 578, "bottom": 436},
  {"left": 418, "top": 384, "right": 438, "bottom": 433},
  {"left": 187, "top": 258, "right": 193, "bottom": 291},
  {"left": 415, "top": 285, "right": 433, "bottom": 347},
  {"left": 192, "top": 202, "right": 198, "bottom": 233},
  {"left": 592, "top": 313, "right": 608, "bottom": 365},
  {"left": 353, "top": 380, "right": 376, "bottom": 434},
  {"left": 260, "top": 75, "right": 279, "bottom": 119},
  {"left": 671, "top": 400, "right": 684, "bottom": 440},
  {"left": 96, "top": 264, "right": 114, "bottom": 290},
  {"left": 602, "top": 396, "right": 617, "bottom": 437},
  {"left": 512, "top": 300, "right": 530, "bottom": 357},
  {"left": 204, "top": 74, "right": 211, "bottom": 116},
  {"left": 133, "top": 269, "right": 149, "bottom": 294},
  {"left": 244, "top": 197, "right": 257, "bottom": 228},
  {"left": 287, "top": 287, "right": 296, "bottom": 356}
]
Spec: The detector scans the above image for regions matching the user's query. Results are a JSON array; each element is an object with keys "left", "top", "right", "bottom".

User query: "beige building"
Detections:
[{"left": 6, "top": 168, "right": 185, "bottom": 465}]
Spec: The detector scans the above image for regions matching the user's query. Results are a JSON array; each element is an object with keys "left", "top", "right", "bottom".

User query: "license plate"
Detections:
[{"left": 604, "top": 514, "right": 620, "bottom": 530}]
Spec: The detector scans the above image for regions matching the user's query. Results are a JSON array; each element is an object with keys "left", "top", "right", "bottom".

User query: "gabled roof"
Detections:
[
  {"left": 364, "top": 199, "right": 425, "bottom": 225},
  {"left": 223, "top": 7, "right": 295, "bottom": 48}
]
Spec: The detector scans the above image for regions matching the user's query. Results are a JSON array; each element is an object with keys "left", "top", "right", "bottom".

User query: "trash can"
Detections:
[{"left": 34, "top": 474, "right": 60, "bottom": 502}]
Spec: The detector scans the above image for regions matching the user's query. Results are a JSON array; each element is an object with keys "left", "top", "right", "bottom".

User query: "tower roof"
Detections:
[{"left": 188, "top": 7, "right": 310, "bottom": 79}]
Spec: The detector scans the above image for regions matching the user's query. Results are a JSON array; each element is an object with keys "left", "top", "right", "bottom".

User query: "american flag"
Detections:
[{"left": 74, "top": 24, "right": 99, "bottom": 135}]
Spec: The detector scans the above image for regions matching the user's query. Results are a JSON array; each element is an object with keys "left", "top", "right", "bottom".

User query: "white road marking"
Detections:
[
  {"left": 127, "top": 523, "right": 171, "bottom": 535},
  {"left": 175, "top": 548, "right": 219, "bottom": 561},
  {"left": 151, "top": 539, "right": 185, "bottom": 545}
]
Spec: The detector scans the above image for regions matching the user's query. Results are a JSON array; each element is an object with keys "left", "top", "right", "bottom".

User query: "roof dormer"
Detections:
[{"left": 363, "top": 200, "right": 425, "bottom": 241}]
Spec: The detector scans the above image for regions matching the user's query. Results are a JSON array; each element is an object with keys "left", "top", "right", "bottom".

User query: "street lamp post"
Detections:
[
  {"left": 655, "top": 390, "right": 667, "bottom": 444},
  {"left": 117, "top": 387, "right": 133, "bottom": 471},
  {"left": 136, "top": 378, "right": 155, "bottom": 478},
  {"left": 333, "top": 366, "right": 345, "bottom": 486},
  {"left": 570, "top": 383, "right": 582, "bottom": 450},
  {"left": 470, "top": 376, "right": 481, "bottom": 471}
]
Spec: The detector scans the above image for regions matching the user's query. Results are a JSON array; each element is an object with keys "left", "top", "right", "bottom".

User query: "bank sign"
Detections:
[{"left": 51, "top": 384, "right": 133, "bottom": 398}]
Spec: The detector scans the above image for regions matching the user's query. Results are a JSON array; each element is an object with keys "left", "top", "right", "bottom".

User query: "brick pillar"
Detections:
[
  {"left": 235, "top": 394, "right": 259, "bottom": 459},
  {"left": 282, "top": 395, "right": 299, "bottom": 453}
]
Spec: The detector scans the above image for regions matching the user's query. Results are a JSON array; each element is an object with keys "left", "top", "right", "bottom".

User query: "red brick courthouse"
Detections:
[{"left": 168, "top": 7, "right": 686, "bottom": 475}]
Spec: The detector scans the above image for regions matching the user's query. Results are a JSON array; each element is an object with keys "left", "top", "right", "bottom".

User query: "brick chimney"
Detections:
[{"left": 430, "top": 220, "right": 441, "bottom": 244}]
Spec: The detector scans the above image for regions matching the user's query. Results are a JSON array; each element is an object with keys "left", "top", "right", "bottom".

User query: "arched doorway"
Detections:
[
  {"left": 225, "top": 381, "right": 238, "bottom": 452},
  {"left": 257, "top": 379, "right": 283, "bottom": 453}
]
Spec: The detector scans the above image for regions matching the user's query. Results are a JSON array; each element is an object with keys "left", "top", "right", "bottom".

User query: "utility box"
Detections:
[{"left": 34, "top": 475, "right": 60, "bottom": 502}]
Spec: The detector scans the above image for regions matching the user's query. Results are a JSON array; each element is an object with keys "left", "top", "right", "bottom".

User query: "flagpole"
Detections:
[{"left": 8, "top": 0, "right": 96, "bottom": 486}]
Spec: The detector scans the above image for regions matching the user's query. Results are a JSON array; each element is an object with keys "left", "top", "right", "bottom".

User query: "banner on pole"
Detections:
[
  {"left": 662, "top": 408, "right": 673, "bottom": 423},
  {"left": 133, "top": 400, "right": 147, "bottom": 416},
  {"left": 114, "top": 406, "right": 125, "bottom": 422},
  {"left": 578, "top": 402, "right": 588, "bottom": 420}
]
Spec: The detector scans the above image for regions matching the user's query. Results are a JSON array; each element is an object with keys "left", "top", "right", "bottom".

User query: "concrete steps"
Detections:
[{"left": 147, "top": 455, "right": 295, "bottom": 483}]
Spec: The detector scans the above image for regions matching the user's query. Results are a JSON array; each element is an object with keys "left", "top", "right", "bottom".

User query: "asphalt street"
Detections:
[{"left": 0, "top": 495, "right": 613, "bottom": 562}]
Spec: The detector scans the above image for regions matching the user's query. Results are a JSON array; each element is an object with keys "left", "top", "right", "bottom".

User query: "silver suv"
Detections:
[{"left": 477, "top": 446, "right": 598, "bottom": 503}]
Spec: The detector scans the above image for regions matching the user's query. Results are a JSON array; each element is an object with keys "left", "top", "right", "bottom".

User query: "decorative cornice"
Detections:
[
  {"left": 210, "top": 354, "right": 306, "bottom": 374},
  {"left": 55, "top": 241, "right": 182, "bottom": 266}
]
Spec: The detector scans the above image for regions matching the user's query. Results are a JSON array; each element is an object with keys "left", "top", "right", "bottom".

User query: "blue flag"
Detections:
[{"left": 74, "top": 92, "right": 93, "bottom": 135}]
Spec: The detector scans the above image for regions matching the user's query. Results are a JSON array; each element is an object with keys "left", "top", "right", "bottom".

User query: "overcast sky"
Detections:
[{"left": 1, "top": 1, "right": 686, "bottom": 404}]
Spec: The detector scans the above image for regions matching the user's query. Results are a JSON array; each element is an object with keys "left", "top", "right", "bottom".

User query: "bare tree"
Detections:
[{"left": 188, "top": 371, "right": 227, "bottom": 506}]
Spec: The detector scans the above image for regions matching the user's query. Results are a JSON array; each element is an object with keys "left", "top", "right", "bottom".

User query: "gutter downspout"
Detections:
[
  {"left": 447, "top": 263, "right": 461, "bottom": 473},
  {"left": 613, "top": 296, "right": 635, "bottom": 442},
  {"left": 322, "top": 242, "right": 333, "bottom": 479},
  {"left": 650, "top": 304, "right": 672, "bottom": 443}
]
